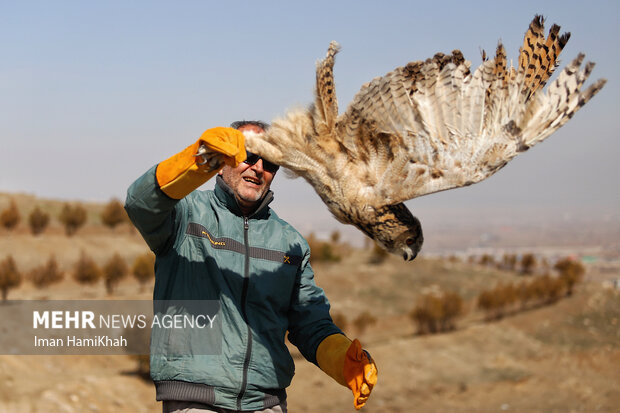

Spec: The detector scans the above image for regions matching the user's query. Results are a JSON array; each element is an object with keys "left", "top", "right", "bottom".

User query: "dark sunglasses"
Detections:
[{"left": 244, "top": 152, "right": 280, "bottom": 173}]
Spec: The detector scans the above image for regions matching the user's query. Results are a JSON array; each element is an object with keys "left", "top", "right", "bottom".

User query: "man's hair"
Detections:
[{"left": 230, "top": 120, "right": 270, "bottom": 131}]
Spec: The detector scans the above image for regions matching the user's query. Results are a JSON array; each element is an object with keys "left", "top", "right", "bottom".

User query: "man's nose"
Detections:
[{"left": 250, "top": 159, "right": 264, "bottom": 173}]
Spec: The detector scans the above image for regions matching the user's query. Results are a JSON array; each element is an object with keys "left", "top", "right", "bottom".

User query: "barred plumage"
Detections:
[{"left": 245, "top": 16, "right": 606, "bottom": 260}]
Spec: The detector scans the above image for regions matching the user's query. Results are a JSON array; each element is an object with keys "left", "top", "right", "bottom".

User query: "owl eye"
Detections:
[{"left": 405, "top": 237, "right": 415, "bottom": 246}]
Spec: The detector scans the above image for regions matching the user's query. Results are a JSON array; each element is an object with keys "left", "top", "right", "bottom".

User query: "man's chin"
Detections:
[{"left": 238, "top": 190, "right": 264, "bottom": 204}]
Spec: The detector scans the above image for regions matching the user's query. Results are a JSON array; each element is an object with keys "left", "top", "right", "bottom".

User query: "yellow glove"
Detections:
[
  {"left": 316, "top": 334, "right": 378, "bottom": 410},
  {"left": 156, "top": 127, "right": 246, "bottom": 199}
]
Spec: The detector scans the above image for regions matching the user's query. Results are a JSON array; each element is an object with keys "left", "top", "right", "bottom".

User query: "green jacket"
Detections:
[{"left": 125, "top": 166, "right": 341, "bottom": 410}]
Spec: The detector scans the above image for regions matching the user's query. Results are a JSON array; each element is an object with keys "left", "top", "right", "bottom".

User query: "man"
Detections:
[{"left": 125, "top": 121, "right": 377, "bottom": 412}]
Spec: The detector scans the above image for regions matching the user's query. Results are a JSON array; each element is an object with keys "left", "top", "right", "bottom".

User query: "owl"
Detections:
[{"left": 244, "top": 15, "right": 606, "bottom": 260}]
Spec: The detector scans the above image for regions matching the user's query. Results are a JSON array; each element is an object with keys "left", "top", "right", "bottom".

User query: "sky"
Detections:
[{"left": 0, "top": 0, "right": 618, "bottom": 239}]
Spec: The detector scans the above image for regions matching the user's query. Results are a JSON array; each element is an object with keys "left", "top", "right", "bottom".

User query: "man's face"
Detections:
[{"left": 219, "top": 124, "right": 276, "bottom": 213}]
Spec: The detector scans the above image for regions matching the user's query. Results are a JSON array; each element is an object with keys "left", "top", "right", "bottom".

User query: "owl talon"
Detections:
[
  {"left": 208, "top": 158, "right": 222, "bottom": 169},
  {"left": 194, "top": 144, "right": 210, "bottom": 166}
]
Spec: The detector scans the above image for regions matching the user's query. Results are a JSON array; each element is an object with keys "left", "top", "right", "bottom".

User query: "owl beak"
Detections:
[{"left": 403, "top": 250, "right": 417, "bottom": 261}]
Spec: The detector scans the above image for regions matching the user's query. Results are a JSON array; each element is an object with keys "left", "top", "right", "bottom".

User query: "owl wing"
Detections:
[
  {"left": 330, "top": 16, "right": 605, "bottom": 207},
  {"left": 244, "top": 16, "right": 606, "bottom": 211}
]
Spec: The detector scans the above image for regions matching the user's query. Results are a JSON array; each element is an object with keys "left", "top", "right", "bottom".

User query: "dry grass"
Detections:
[{"left": 0, "top": 192, "right": 618, "bottom": 412}]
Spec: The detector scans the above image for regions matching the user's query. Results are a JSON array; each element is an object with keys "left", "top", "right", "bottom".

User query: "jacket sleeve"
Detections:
[
  {"left": 287, "top": 248, "right": 343, "bottom": 366},
  {"left": 124, "top": 165, "right": 187, "bottom": 255}
]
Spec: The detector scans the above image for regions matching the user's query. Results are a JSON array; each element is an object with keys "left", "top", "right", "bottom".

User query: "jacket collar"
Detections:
[{"left": 214, "top": 175, "right": 274, "bottom": 218}]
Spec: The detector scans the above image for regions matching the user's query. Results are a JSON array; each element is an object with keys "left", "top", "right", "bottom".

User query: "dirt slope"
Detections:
[{"left": 0, "top": 206, "right": 618, "bottom": 412}]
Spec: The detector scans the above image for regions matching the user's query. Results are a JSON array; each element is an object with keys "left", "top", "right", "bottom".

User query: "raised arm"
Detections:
[{"left": 124, "top": 127, "right": 245, "bottom": 254}]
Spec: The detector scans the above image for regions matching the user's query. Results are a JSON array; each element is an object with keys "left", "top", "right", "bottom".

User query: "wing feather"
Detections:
[
  {"left": 331, "top": 17, "right": 605, "bottom": 206},
  {"left": 244, "top": 16, "right": 606, "bottom": 213}
]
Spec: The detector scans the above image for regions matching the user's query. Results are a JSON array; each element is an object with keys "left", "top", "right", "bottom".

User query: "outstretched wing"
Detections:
[
  {"left": 332, "top": 15, "right": 605, "bottom": 206},
  {"left": 245, "top": 16, "right": 606, "bottom": 211}
]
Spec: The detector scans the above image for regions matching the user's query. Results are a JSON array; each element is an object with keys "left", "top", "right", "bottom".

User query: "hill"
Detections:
[
  {"left": 288, "top": 251, "right": 620, "bottom": 412},
  {"left": 0, "top": 192, "right": 618, "bottom": 412}
]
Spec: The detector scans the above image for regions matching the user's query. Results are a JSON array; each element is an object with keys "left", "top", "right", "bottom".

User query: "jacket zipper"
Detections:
[{"left": 237, "top": 215, "right": 252, "bottom": 410}]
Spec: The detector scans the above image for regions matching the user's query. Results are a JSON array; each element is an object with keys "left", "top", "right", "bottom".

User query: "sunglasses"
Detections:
[{"left": 244, "top": 152, "right": 280, "bottom": 173}]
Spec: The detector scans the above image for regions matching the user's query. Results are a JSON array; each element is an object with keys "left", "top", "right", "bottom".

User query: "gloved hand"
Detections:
[
  {"left": 316, "top": 334, "right": 378, "bottom": 410},
  {"left": 156, "top": 127, "right": 246, "bottom": 199},
  {"left": 196, "top": 126, "right": 247, "bottom": 167},
  {"left": 345, "top": 339, "right": 377, "bottom": 409}
]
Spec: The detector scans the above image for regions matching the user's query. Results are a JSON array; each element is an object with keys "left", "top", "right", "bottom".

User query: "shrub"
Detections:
[
  {"left": 352, "top": 311, "right": 377, "bottom": 335},
  {"left": 526, "top": 276, "right": 548, "bottom": 303},
  {"left": 520, "top": 253, "right": 537, "bottom": 275},
  {"left": 319, "top": 243, "right": 340, "bottom": 262},
  {"left": 0, "top": 200, "right": 20, "bottom": 231},
  {"left": 306, "top": 233, "right": 341, "bottom": 263},
  {"left": 0, "top": 255, "right": 22, "bottom": 301},
  {"left": 479, "top": 254, "right": 495, "bottom": 267},
  {"left": 306, "top": 233, "right": 320, "bottom": 264},
  {"left": 59, "top": 203, "right": 87, "bottom": 236},
  {"left": 501, "top": 253, "right": 517, "bottom": 271},
  {"left": 411, "top": 291, "right": 464, "bottom": 334},
  {"left": 498, "top": 282, "right": 518, "bottom": 309},
  {"left": 447, "top": 255, "right": 461, "bottom": 263},
  {"left": 132, "top": 253, "right": 155, "bottom": 291},
  {"left": 103, "top": 253, "right": 129, "bottom": 295},
  {"left": 411, "top": 293, "right": 443, "bottom": 334},
  {"left": 477, "top": 289, "right": 499, "bottom": 320},
  {"left": 101, "top": 199, "right": 128, "bottom": 229},
  {"left": 477, "top": 283, "right": 517, "bottom": 320},
  {"left": 539, "top": 274, "right": 564, "bottom": 303},
  {"left": 554, "top": 257, "right": 585, "bottom": 296},
  {"left": 30, "top": 256, "right": 63, "bottom": 288},
  {"left": 440, "top": 291, "right": 465, "bottom": 331},
  {"left": 330, "top": 230, "right": 341, "bottom": 244},
  {"left": 516, "top": 282, "right": 535, "bottom": 309},
  {"left": 524, "top": 274, "right": 564, "bottom": 305},
  {"left": 73, "top": 251, "right": 101, "bottom": 285},
  {"left": 480, "top": 270, "right": 578, "bottom": 322},
  {"left": 28, "top": 206, "right": 50, "bottom": 235}
]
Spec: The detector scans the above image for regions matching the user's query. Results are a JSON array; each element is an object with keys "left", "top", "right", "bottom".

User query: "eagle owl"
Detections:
[{"left": 243, "top": 16, "right": 606, "bottom": 260}]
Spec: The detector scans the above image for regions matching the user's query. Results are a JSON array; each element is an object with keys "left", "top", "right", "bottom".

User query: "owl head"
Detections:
[{"left": 367, "top": 203, "right": 424, "bottom": 261}]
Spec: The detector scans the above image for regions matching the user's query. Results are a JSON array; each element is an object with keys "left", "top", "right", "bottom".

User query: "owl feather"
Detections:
[{"left": 244, "top": 15, "right": 606, "bottom": 260}]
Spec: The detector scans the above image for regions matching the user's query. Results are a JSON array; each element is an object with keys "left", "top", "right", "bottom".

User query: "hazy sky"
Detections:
[{"left": 1, "top": 1, "right": 618, "bottom": 237}]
